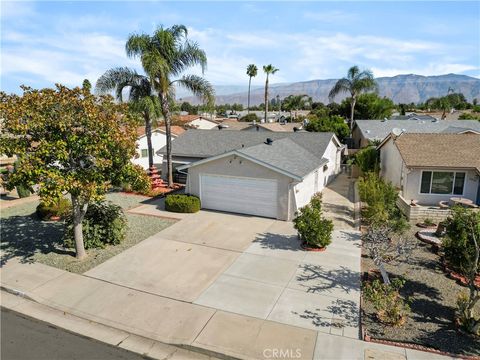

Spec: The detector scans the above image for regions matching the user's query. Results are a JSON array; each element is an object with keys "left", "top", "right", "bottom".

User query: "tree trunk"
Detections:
[
  {"left": 378, "top": 262, "right": 391, "bottom": 285},
  {"left": 350, "top": 96, "right": 356, "bottom": 133},
  {"left": 145, "top": 113, "right": 154, "bottom": 169},
  {"left": 71, "top": 195, "right": 87, "bottom": 260},
  {"left": 160, "top": 94, "right": 173, "bottom": 187},
  {"left": 247, "top": 77, "right": 252, "bottom": 114},
  {"left": 264, "top": 75, "right": 269, "bottom": 123}
]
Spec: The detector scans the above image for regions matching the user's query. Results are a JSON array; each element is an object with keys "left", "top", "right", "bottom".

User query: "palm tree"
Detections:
[
  {"left": 246, "top": 64, "right": 258, "bottom": 113},
  {"left": 283, "top": 94, "right": 310, "bottom": 121},
  {"left": 126, "top": 25, "right": 214, "bottom": 187},
  {"left": 262, "top": 64, "right": 279, "bottom": 122},
  {"left": 329, "top": 66, "right": 376, "bottom": 132},
  {"left": 96, "top": 67, "right": 161, "bottom": 169}
]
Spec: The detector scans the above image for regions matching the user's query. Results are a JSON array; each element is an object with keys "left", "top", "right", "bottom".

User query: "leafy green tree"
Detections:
[
  {"left": 0, "top": 85, "right": 140, "bottom": 259},
  {"left": 305, "top": 115, "right": 349, "bottom": 141},
  {"left": 329, "top": 66, "right": 377, "bottom": 131},
  {"left": 339, "top": 93, "right": 394, "bottom": 120},
  {"left": 96, "top": 67, "right": 162, "bottom": 169},
  {"left": 180, "top": 101, "right": 198, "bottom": 114},
  {"left": 246, "top": 64, "right": 258, "bottom": 113},
  {"left": 126, "top": 25, "right": 214, "bottom": 187},
  {"left": 239, "top": 113, "right": 259, "bottom": 122},
  {"left": 262, "top": 64, "right": 279, "bottom": 122},
  {"left": 459, "top": 112, "right": 480, "bottom": 120}
]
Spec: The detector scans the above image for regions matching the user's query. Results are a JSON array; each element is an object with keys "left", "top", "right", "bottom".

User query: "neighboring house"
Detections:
[
  {"left": 352, "top": 119, "right": 480, "bottom": 149},
  {"left": 215, "top": 119, "right": 303, "bottom": 132},
  {"left": 378, "top": 133, "right": 480, "bottom": 206},
  {"left": 158, "top": 130, "right": 344, "bottom": 220},
  {"left": 172, "top": 114, "right": 219, "bottom": 129},
  {"left": 133, "top": 126, "right": 185, "bottom": 170},
  {"left": 390, "top": 113, "right": 438, "bottom": 121}
]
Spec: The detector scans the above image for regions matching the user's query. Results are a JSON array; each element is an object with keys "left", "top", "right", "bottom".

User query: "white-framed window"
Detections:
[
  {"left": 420, "top": 171, "right": 465, "bottom": 195},
  {"left": 141, "top": 149, "right": 148, "bottom": 158}
]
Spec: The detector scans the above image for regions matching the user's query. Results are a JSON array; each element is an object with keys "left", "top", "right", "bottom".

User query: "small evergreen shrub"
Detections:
[
  {"left": 355, "top": 146, "right": 379, "bottom": 173},
  {"left": 36, "top": 198, "right": 71, "bottom": 220},
  {"left": 293, "top": 195, "right": 333, "bottom": 248},
  {"left": 165, "top": 194, "right": 201, "bottom": 213},
  {"left": 443, "top": 206, "right": 480, "bottom": 274},
  {"left": 363, "top": 278, "right": 410, "bottom": 326},
  {"left": 63, "top": 200, "right": 126, "bottom": 249},
  {"left": 422, "top": 218, "right": 435, "bottom": 226}
]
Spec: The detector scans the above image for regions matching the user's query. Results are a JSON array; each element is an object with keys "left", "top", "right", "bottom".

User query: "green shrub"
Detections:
[
  {"left": 36, "top": 198, "right": 71, "bottom": 220},
  {"left": 63, "top": 200, "right": 126, "bottom": 249},
  {"left": 443, "top": 206, "right": 480, "bottom": 273},
  {"left": 423, "top": 218, "right": 435, "bottom": 226},
  {"left": 239, "top": 113, "right": 259, "bottom": 122},
  {"left": 293, "top": 195, "right": 333, "bottom": 248},
  {"left": 16, "top": 184, "right": 31, "bottom": 198},
  {"left": 358, "top": 172, "right": 407, "bottom": 231},
  {"left": 456, "top": 292, "right": 480, "bottom": 336},
  {"left": 355, "top": 146, "right": 379, "bottom": 173},
  {"left": 165, "top": 194, "right": 201, "bottom": 213},
  {"left": 363, "top": 278, "right": 410, "bottom": 326}
]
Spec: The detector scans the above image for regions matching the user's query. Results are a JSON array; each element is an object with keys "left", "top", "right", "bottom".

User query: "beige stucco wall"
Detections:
[
  {"left": 185, "top": 155, "right": 297, "bottom": 220},
  {"left": 351, "top": 127, "right": 369, "bottom": 149},
  {"left": 379, "top": 138, "right": 405, "bottom": 190},
  {"left": 404, "top": 168, "right": 479, "bottom": 205}
]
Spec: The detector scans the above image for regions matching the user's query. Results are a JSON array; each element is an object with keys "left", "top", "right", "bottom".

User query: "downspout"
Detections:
[{"left": 177, "top": 168, "right": 189, "bottom": 193}]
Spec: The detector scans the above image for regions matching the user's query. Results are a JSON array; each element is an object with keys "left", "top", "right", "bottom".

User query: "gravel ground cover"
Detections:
[
  {"left": 361, "top": 226, "right": 480, "bottom": 357},
  {"left": 1, "top": 192, "right": 175, "bottom": 273}
]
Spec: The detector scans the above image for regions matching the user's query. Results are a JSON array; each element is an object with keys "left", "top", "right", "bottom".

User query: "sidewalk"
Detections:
[{"left": 0, "top": 258, "right": 451, "bottom": 360}]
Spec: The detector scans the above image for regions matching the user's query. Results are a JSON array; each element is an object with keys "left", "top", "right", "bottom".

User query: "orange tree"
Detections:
[{"left": 0, "top": 84, "right": 142, "bottom": 259}]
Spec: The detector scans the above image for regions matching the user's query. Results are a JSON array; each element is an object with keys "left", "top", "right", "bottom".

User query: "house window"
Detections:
[
  {"left": 141, "top": 149, "right": 148, "bottom": 158},
  {"left": 420, "top": 171, "right": 465, "bottom": 195}
]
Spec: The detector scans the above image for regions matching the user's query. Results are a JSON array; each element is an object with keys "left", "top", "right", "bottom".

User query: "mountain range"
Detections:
[{"left": 180, "top": 74, "right": 480, "bottom": 105}]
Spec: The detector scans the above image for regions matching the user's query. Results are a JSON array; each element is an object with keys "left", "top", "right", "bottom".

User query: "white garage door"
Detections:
[{"left": 200, "top": 174, "right": 278, "bottom": 218}]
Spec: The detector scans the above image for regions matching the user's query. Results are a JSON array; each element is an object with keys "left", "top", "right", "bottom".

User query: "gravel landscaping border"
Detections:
[
  {"left": 1, "top": 192, "right": 176, "bottom": 274},
  {"left": 361, "top": 226, "right": 480, "bottom": 357}
]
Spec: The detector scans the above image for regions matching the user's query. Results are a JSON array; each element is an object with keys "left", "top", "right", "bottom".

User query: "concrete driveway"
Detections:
[{"left": 86, "top": 173, "right": 361, "bottom": 339}]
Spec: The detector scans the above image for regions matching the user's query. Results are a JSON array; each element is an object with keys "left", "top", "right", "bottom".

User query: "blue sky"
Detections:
[{"left": 1, "top": 1, "right": 479, "bottom": 94}]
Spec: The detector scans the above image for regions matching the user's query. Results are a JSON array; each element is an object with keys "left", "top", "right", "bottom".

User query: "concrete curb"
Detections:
[{"left": 0, "top": 288, "right": 236, "bottom": 360}]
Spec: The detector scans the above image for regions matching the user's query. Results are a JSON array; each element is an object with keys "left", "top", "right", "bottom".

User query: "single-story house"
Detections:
[
  {"left": 172, "top": 114, "right": 219, "bottom": 129},
  {"left": 133, "top": 126, "right": 185, "bottom": 170},
  {"left": 378, "top": 132, "right": 480, "bottom": 206},
  {"left": 352, "top": 119, "right": 480, "bottom": 149},
  {"left": 159, "top": 130, "right": 344, "bottom": 220}
]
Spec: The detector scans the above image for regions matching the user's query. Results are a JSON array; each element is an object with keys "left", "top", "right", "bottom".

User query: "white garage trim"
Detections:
[{"left": 199, "top": 174, "right": 278, "bottom": 218}]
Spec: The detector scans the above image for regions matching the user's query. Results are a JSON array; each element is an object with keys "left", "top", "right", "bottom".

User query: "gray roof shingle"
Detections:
[
  {"left": 162, "top": 130, "right": 337, "bottom": 178},
  {"left": 355, "top": 119, "right": 480, "bottom": 141}
]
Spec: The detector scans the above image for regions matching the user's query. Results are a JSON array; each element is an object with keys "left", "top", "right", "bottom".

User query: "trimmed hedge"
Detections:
[
  {"left": 36, "top": 198, "right": 71, "bottom": 220},
  {"left": 165, "top": 194, "right": 201, "bottom": 213}
]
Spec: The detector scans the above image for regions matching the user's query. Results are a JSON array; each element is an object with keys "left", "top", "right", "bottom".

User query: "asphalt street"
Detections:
[{"left": 1, "top": 308, "right": 149, "bottom": 360}]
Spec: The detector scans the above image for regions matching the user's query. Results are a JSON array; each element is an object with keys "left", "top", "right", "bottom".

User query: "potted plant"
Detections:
[{"left": 293, "top": 194, "right": 333, "bottom": 251}]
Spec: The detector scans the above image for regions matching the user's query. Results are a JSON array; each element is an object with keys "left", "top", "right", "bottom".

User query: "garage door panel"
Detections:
[{"left": 200, "top": 174, "right": 278, "bottom": 218}]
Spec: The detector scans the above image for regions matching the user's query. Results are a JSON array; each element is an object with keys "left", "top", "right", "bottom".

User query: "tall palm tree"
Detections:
[
  {"left": 246, "top": 64, "right": 258, "bottom": 113},
  {"left": 96, "top": 67, "right": 161, "bottom": 169},
  {"left": 263, "top": 64, "right": 279, "bottom": 122},
  {"left": 126, "top": 25, "right": 214, "bottom": 187},
  {"left": 329, "top": 65, "right": 376, "bottom": 132}
]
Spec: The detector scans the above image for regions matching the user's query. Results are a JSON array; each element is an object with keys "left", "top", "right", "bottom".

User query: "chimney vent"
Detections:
[{"left": 265, "top": 138, "right": 273, "bottom": 145}]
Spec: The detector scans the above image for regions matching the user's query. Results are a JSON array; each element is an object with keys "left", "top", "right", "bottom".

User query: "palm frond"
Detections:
[
  {"left": 126, "top": 34, "right": 151, "bottom": 59},
  {"left": 328, "top": 78, "right": 351, "bottom": 101},
  {"left": 172, "top": 40, "right": 207, "bottom": 76},
  {"left": 174, "top": 74, "right": 214, "bottom": 104},
  {"left": 95, "top": 67, "right": 146, "bottom": 101}
]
